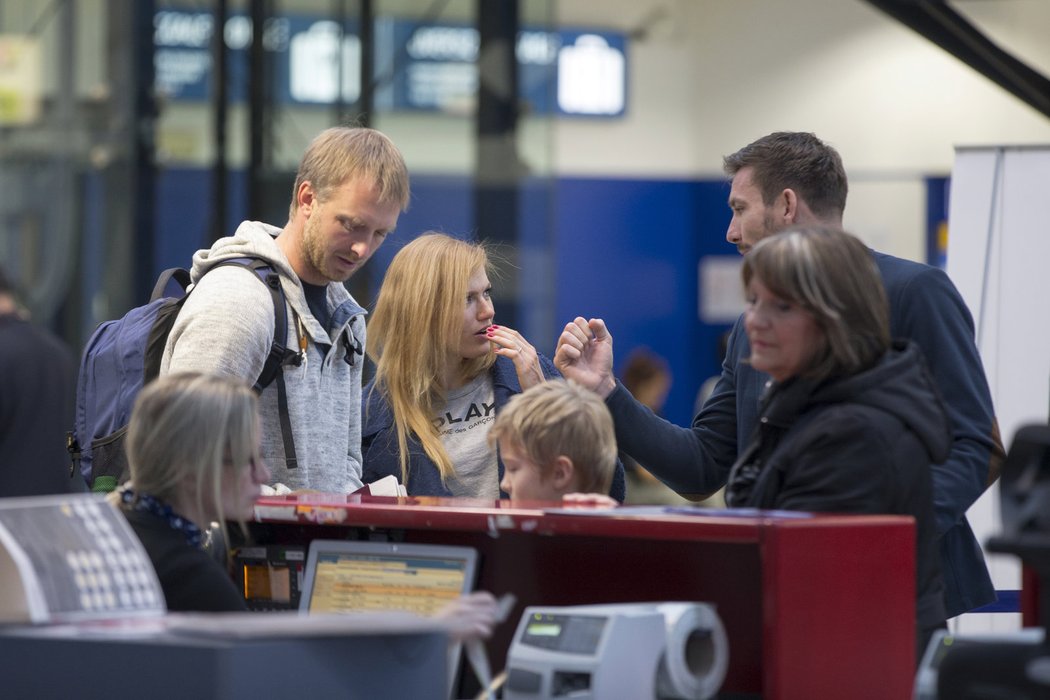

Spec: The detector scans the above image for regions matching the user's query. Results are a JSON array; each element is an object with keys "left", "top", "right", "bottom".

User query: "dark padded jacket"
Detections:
[
  {"left": 608, "top": 251, "right": 1000, "bottom": 617},
  {"left": 725, "top": 341, "right": 949, "bottom": 631},
  {"left": 0, "top": 314, "right": 82, "bottom": 496}
]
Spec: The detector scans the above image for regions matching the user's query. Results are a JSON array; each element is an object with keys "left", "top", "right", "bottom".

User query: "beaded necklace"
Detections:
[{"left": 121, "top": 488, "right": 203, "bottom": 549}]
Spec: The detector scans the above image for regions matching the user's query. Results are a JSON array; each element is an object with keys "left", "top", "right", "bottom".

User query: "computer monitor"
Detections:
[
  {"left": 299, "top": 540, "right": 478, "bottom": 615},
  {"left": 299, "top": 540, "right": 479, "bottom": 696}
]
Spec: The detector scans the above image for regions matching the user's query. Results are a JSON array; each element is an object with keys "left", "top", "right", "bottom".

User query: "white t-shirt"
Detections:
[{"left": 433, "top": 373, "right": 500, "bottom": 499}]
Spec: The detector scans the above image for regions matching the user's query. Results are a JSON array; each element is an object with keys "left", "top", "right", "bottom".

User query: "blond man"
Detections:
[{"left": 163, "top": 127, "right": 409, "bottom": 493}]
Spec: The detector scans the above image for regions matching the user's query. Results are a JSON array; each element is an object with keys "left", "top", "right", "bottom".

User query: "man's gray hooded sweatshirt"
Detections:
[{"left": 161, "top": 221, "right": 365, "bottom": 492}]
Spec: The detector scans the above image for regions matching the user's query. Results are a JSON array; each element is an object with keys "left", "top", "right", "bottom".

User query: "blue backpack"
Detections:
[{"left": 67, "top": 258, "right": 301, "bottom": 492}]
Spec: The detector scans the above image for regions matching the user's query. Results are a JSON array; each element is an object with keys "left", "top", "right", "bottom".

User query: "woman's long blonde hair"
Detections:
[{"left": 368, "top": 233, "right": 496, "bottom": 483}]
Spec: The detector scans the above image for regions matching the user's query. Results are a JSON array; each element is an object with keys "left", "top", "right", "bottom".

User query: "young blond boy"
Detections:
[{"left": 488, "top": 379, "right": 618, "bottom": 502}]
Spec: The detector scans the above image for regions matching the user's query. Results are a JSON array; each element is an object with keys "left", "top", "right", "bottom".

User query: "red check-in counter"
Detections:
[{"left": 247, "top": 494, "right": 915, "bottom": 700}]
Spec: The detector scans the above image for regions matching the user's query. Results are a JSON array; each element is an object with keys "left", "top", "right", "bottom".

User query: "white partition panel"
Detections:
[{"left": 946, "top": 145, "right": 1050, "bottom": 633}]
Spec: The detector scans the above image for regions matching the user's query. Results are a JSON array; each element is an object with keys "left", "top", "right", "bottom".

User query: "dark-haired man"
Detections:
[{"left": 556, "top": 131, "right": 1003, "bottom": 618}]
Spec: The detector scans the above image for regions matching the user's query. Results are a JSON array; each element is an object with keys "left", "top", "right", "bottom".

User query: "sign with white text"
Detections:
[{"left": 153, "top": 10, "right": 627, "bottom": 118}]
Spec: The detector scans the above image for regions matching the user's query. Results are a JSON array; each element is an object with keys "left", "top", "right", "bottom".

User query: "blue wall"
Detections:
[
  {"left": 153, "top": 170, "right": 735, "bottom": 428},
  {"left": 553, "top": 177, "right": 733, "bottom": 427}
]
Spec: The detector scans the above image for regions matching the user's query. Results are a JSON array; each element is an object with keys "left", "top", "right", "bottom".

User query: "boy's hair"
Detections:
[{"left": 488, "top": 380, "right": 617, "bottom": 494}]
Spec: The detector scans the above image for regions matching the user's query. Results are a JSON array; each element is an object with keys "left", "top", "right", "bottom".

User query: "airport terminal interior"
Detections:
[{"left": 1, "top": 0, "right": 1050, "bottom": 698}]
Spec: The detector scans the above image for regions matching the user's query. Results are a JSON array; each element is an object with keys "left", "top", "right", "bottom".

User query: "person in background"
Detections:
[
  {"left": 728, "top": 226, "right": 948, "bottom": 658},
  {"left": 618, "top": 349, "right": 690, "bottom": 506},
  {"left": 121, "top": 371, "right": 501, "bottom": 638},
  {"left": 694, "top": 330, "right": 731, "bottom": 414},
  {"left": 488, "top": 379, "right": 617, "bottom": 503},
  {"left": 555, "top": 131, "right": 1001, "bottom": 619},
  {"left": 617, "top": 348, "right": 692, "bottom": 503},
  {"left": 0, "top": 264, "right": 82, "bottom": 496},
  {"left": 362, "top": 232, "right": 626, "bottom": 501},
  {"left": 621, "top": 348, "right": 672, "bottom": 414},
  {"left": 162, "top": 127, "right": 410, "bottom": 494}
]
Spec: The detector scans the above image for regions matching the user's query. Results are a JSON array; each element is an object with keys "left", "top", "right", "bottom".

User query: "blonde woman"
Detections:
[
  {"left": 362, "top": 233, "right": 625, "bottom": 501},
  {"left": 123, "top": 371, "right": 505, "bottom": 637},
  {"left": 121, "top": 372, "right": 269, "bottom": 612}
]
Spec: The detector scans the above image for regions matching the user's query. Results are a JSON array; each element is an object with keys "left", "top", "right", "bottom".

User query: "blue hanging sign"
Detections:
[{"left": 152, "top": 10, "right": 627, "bottom": 118}]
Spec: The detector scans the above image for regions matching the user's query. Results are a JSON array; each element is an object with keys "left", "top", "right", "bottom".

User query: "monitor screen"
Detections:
[
  {"left": 299, "top": 540, "right": 479, "bottom": 698},
  {"left": 299, "top": 540, "right": 478, "bottom": 616}
]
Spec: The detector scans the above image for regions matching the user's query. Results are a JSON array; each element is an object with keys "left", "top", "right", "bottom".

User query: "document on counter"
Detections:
[
  {"left": 543, "top": 505, "right": 813, "bottom": 518},
  {"left": 541, "top": 505, "right": 663, "bottom": 517},
  {"left": 663, "top": 506, "right": 814, "bottom": 518}
]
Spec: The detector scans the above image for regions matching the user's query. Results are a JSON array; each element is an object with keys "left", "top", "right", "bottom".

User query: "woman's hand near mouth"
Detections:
[{"left": 485, "top": 324, "right": 545, "bottom": 390}]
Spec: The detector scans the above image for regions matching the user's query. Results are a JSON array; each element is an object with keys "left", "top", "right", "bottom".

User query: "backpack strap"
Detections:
[
  {"left": 341, "top": 317, "right": 364, "bottom": 366},
  {"left": 275, "top": 369, "right": 298, "bottom": 470},
  {"left": 150, "top": 268, "right": 192, "bottom": 302},
  {"left": 210, "top": 257, "right": 302, "bottom": 469}
]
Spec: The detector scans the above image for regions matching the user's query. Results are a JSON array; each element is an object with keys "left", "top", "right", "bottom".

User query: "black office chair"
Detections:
[{"left": 937, "top": 423, "right": 1050, "bottom": 699}]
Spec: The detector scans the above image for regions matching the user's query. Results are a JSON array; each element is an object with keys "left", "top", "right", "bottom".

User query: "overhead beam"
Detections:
[{"left": 864, "top": 0, "right": 1050, "bottom": 120}]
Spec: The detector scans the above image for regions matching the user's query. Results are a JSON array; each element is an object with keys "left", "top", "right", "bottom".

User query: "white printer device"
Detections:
[{"left": 503, "top": 602, "right": 728, "bottom": 700}]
